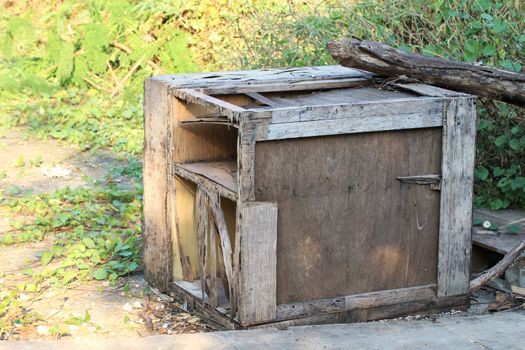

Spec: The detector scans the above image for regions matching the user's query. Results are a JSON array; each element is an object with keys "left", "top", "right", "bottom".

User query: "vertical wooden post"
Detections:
[
  {"left": 437, "top": 97, "right": 477, "bottom": 297},
  {"left": 143, "top": 78, "right": 172, "bottom": 292},
  {"left": 238, "top": 202, "right": 278, "bottom": 325}
]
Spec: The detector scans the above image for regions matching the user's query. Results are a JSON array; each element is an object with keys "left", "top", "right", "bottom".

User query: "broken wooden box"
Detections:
[{"left": 143, "top": 66, "right": 477, "bottom": 328}]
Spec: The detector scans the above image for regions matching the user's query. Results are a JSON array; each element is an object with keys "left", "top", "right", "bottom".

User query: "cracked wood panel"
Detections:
[
  {"left": 437, "top": 97, "right": 477, "bottom": 297},
  {"left": 254, "top": 128, "right": 442, "bottom": 304},
  {"left": 143, "top": 78, "right": 172, "bottom": 292},
  {"left": 152, "top": 65, "right": 372, "bottom": 90}
]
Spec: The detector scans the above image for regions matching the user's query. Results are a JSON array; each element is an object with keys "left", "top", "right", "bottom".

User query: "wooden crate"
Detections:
[{"left": 143, "top": 66, "right": 477, "bottom": 329}]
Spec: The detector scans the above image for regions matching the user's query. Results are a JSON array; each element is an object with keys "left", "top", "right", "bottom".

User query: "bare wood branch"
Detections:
[
  {"left": 327, "top": 39, "right": 525, "bottom": 106},
  {"left": 470, "top": 240, "right": 525, "bottom": 293}
]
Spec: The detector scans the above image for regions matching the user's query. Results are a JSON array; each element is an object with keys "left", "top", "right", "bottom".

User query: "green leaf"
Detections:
[
  {"left": 493, "top": 167, "right": 505, "bottom": 177},
  {"left": 82, "top": 237, "right": 96, "bottom": 249},
  {"left": 91, "top": 267, "right": 107, "bottom": 280},
  {"left": 21, "top": 268, "right": 33, "bottom": 276},
  {"left": 494, "top": 135, "right": 508, "bottom": 147},
  {"left": 475, "top": 166, "right": 489, "bottom": 181},
  {"left": 41, "top": 251, "right": 54, "bottom": 266},
  {"left": 508, "top": 225, "right": 520, "bottom": 234},
  {"left": 510, "top": 177, "right": 525, "bottom": 190},
  {"left": 83, "top": 309, "right": 91, "bottom": 323},
  {"left": 127, "top": 261, "right": 138, "bottom": 272},
  {"left": 62, "top": 270, "right": 77, "bottom": 285},
  {"left": 509, "top": 138, "right": 521, "bottom": 151}
]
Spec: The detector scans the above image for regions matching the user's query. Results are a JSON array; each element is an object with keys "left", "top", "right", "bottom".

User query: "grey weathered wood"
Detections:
[
  {"left": 204, "top": 190, "right": 235, "bottom": 314},
  {"left": 143, "top": 78, "right": 172, "bottom": 292},
  {"left": 200, "top": 77, "right": 373, "bottom": 95},
  {"left": 393, "top": 83, "right": 470, "bottom": 97},
  {"left": 209, "top": 219, "right": 218, "bottom": 307},
  {"left": 195, "top": 187, "right": 208, "bottom": 303},
  {"left": 174, "top": 162, "right": 238, "bottom": 201},
  {"left": 245, "top": 92, "right": 282, "bottom": 107},
  {"left": 437, "top": 97, "right": 477, "bottom": 297},
  {"left": 259, "top": 110, "right": 442, "bottom": 141},
  {"left": 239, "top": 202, "right": 278, "bottom": 325},
  {"left": 154, "top": 65, "right": 370, "bottom": 90},
  {"left": 276, "top": 285, "right": 436, "bottom": 319},
  {"left": 146, "top": 66, "right": 477, "bottom": 327},
  {"left": 264, "top": 97, "right": 443, "bottom": 123},
  {"left": 172, "top": 88, "right": 246, "bottom": 121}
]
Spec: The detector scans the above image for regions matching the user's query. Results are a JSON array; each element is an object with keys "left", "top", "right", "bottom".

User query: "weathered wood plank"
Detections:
[
  {"left": 276, "top": 285, "right": 436, "bottom": 319},
  {"left": 172, "top": 88, "right": 245, "bottom": 121},
  {"left": 392, "top": 83, "right": 470, "bottom": 97},
  {"left": 143, "top": 78, "right": 172, "bottom": 292},
  {"left": 259, "top": 111, "right": 442, "bottom": 141},
  {"left": 239, "top": 202, "right": 278, "bottom": 325},
  {"left": 200, "top": 77, "right": 372, "bottom": 95},
  {"left": 174, "top": 163, "right": 238, "bottom": 201},
  {"left": 266, "top": 97, "right": 443, "bottom": 124},
  {"left": 153, "top": 65, "right": 371, "bottom": 90},
  {"left": 437, "top": 97, "right": 477, "bottom": 297},
  {"left": 209, "top": 219, "right": 218, "bottom": 307}
]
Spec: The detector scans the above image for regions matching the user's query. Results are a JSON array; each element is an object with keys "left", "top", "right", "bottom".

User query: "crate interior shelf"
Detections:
[{"left": 174, "top": 161, "right": 238, "bottom": 201}]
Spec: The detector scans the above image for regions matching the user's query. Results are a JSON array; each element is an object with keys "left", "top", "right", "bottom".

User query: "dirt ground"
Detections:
[{"left": 0, "top": 128, "right": 211, "bottom": 340}]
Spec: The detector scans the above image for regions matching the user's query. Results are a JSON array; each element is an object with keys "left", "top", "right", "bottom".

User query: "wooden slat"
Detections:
[
  {"left": 174, "top": 161, "right": 238, "bottom": 201},
  {"left": 392, "top": 83, "right": 470, "bottom": 97},
  {"left": 153, "top": 65, "right": 371, "bottom": 90},
  {"left": 143, "top": 78, "right": 172, "bottom": 292},
  {"left": 238, "top": 202, "right": 278, "bottom": 325},
  {"left": 437, "top": 97, "right": 477, "bottom": 297},
  {"left": 267, "top": 97, "right": 443, "bottom": 124},
  {"left": 205, "top": 192, "right": 235, "bottom": 314},
  {"left": 245, "top": 92, "right": 282, "bottom": 107},
  {"left": 195, "top": 187, "right": 208, "bottom": 303},
  {"left": 209, "top": 216, "right": 218, "bottom": 307},
  {"left": 276, "top": 285, "right": 436, "bottom": 319},
  {"left": 173, "top": 88, "right": 246, "bottom": 121},
  {"left": 258, "top": 111, "right": 442, "bottom": 141},
  {"left": 201, "top": 77, "right": 373, "bottom": 95}
]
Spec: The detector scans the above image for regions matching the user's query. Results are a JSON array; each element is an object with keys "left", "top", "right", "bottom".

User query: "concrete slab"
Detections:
[{"left": 4, "top": 311, "right": 525, "bottom": 349}]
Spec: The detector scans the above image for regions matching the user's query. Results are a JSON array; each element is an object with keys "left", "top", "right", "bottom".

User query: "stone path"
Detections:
[{"left": 5, "top": 311, "right": 525, "bottom": 349}]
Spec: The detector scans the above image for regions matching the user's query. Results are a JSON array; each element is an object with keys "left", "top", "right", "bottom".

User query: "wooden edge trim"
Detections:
[
  {"left": 199, "top": 77, "right": 374, "bottom": 95},
  {"left": 392, "top": 83, "right": 471, "bottom": 97},
  {"left": 437, "top": 97, "right": 477, "bottom": 297},
  {"left": 238, "top": 202, "right": 278, "bottom": 325},
  {"left": 171, "top": 281, "right": 239, "bottom": 330},
  {"left": 173, "top": 165, "right": 238, "bottom": 201},
  {"left": 267, "top": 96, "right": 445, "bottom": 124},
  {"left": 257, "top": 112, "right": 442, "bottom": 141},
  {"left": 276, "top": 284, "right": 437, "bottom": 320},
  {"left": 172, "top": 88, "right": 245, "bottom": 121}
]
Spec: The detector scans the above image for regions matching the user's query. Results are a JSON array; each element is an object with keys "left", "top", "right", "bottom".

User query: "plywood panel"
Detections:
[{"left": 254, "top": 129, "right": 442, "bottom": 304}]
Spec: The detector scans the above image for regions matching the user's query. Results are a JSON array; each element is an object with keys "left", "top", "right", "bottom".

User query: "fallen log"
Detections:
[
  {"left": 469, "top": 240, "right": 525, "bottom": 293},
  {"left": 327, "top": 39, "right": 525, "bottom": 107}
]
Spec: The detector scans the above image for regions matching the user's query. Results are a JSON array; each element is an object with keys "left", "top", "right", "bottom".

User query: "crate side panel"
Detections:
[{"left": 254, "top": 129, "right": 442, "bottom": 304}]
